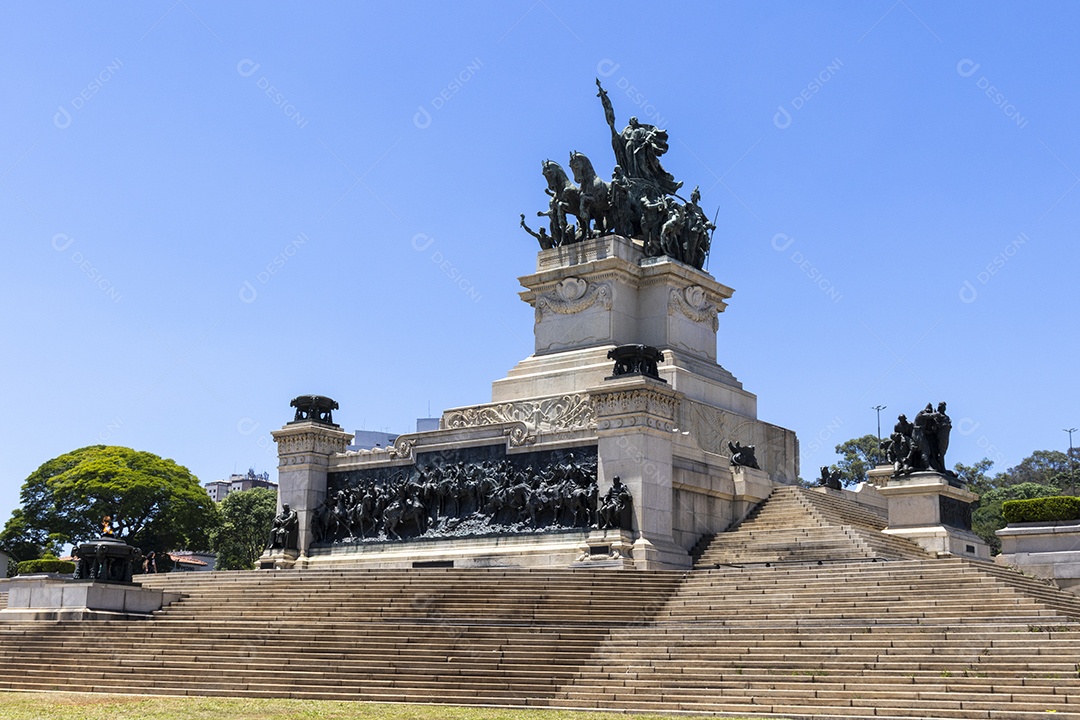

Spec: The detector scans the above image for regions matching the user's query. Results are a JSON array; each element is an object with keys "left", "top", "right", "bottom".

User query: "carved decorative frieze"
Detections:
[
  {"left": 668, "top": 285, "right": 719, "bottom": 331},
  {"left": 534, "top": 277, "right": 612, "bottom": 323},
  {"left": 591, "top": 386, "right": 678, "bottom": 433},
  {"left": 443, "top": 394, "right": 596, "bottom": 435},
  {"left": 274, "top": 430, "right": 351, "bottom": 457}
]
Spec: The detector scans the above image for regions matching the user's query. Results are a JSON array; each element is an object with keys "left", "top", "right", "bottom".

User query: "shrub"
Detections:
[
  {"left": 1002, "top": 496, "right": 1080, "bottom": 524},
  {"left": 16, "top": 558, "right": 75, "bottom": 575}
]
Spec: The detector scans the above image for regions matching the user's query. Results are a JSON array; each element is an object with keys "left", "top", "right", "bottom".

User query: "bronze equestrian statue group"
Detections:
[{"left": 520, "top": 81, "right": 715, "bottom": 270}]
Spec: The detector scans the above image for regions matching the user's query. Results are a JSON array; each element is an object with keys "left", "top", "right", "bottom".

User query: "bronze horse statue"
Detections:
[
  {"left": 569, "top": 151, "right": 612, "bottom": 237},
  {"left": 541, "top": 160, "right": 581, "bottom": 245}
]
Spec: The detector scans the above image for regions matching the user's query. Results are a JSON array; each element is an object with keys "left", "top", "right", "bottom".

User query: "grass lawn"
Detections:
[{"left": 0, "top": 692, "right": 780, "bottom": 720}]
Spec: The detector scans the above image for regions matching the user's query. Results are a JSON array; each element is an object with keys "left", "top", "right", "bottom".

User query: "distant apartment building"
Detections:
[
  {"left": 204, "top": 468, "right": 277, "bottom": 502},
  {"left": 348, "top": 430, "right": 399, "bottom": 451},
  {"left": 347, "top": 418, "right": 441, "bottom": 451}
]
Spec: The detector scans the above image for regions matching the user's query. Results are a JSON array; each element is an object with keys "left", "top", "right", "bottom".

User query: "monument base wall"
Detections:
[
  {"left": 271, "top": 234, "right": 799, "bottom": 572},
  {"left": 879, "top": 472, "right": 990, "bottom": 560},
  {"left": 0, "top": 577, "right": 182, "bottom": 621},
  {"left": 997, "top": 521, "right": 1080, "bottom": 595},
  {"left": 302, "top": 530, "right": 591, "bottom": 570}
]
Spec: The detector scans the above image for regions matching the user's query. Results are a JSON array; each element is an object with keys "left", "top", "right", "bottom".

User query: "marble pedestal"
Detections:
[
  {"left": 879, "top": 472, "right": 990, "bottom": 560},
  {"left": 592, "top": 374, "right": 691, "bottom": 570},
  {"left": 0, "top": 577, "right": 182, "bottom": 621},
  {"left": 258, "top": 548, "right": 299, "bottom": 570},
  {"left": 271, "top": 420, "right": 354, "bottom": 557},
  {"left": 997, "top": 521, "right": 1080, "bottom": 595},
  {"left": 573, "top": 529, "right": 637, "bottom": 569}
]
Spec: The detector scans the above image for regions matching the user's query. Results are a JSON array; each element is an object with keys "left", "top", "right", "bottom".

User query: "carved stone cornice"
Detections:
[
  {"left": 272, "top": 423, "right": 353, "bottom": 457},
  {"left": 669, "top": 285, "right": 719, "bottom": 331},
  {"left": 534, "top": 277, "right": 612, "bottom": 323},
  {"left": 590, "top": 381, "right": 680, "bottom": 433}
]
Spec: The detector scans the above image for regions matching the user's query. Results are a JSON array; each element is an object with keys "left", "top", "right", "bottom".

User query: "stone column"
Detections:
[
  {"left": 590, "top": 374, "right": 690, "bottom": 570},
  {"left": 270, "top": 420, "right": 353, "bottom": 562},
  {"left": 879, "top": 471, "right": 990, "bottom": 560}
]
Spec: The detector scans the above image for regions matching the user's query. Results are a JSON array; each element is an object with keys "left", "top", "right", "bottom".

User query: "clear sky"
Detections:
[{"left": 2, "top": 2, "right": 1077, "bottom": 524}]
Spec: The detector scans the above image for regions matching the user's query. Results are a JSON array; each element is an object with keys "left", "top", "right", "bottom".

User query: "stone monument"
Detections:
[
  {"left": 269, "top": 84, "right": 799, "bottom": 570},
  {"left": 0, "top": 516, "right": 180, "bottom": 621},
  {"left": 874, "top": 403, "right": 990, "bottom": 559}
]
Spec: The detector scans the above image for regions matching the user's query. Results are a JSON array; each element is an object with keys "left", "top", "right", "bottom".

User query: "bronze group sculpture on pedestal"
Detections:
[{"left": 520, "top": 81, "right": 715, "bottom": 270}]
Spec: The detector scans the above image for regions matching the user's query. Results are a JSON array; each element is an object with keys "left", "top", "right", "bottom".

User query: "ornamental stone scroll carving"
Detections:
[
  {"left": 668, "top": 285, "right": 719, "bottom": 331},
  {"left": 443, "top": 394, "right": 596, "bottom": 434},
  {"left": 341, "top": 436, "right": 416, "bottom": 460},
  {"left": 534, "top": 277, "right": 612, "bottom": 323}
]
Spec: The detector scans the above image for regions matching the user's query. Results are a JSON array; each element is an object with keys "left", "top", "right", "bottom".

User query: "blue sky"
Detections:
[{"left": 2, "top": 2, "right": 1077, "bottom": 524}]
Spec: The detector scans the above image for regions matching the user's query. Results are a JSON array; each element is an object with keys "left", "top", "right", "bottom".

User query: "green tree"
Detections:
[
  {"left": 962, "top": 449, "right": 1080, "bottom": 554},
  {"left": 210, "top": 487, "right": 278, "bottom": 570},
  {"left": 972, "top": 481, "right": 1061, "bottom": 555},
  {"left": 1000, "top": 450, "right": 1071, "bottom": 487},
  {"left": 953, "top": 458, "right": 995, "bottom": 495},
  {"left": 831, "top": 434, "right": 882, "bottom": 487},
  {"left": 1, "top": 445, "right": 220, "bottom": 565},
  {"left": 0, "top": 508, "right": 62, "bottom": 564}
]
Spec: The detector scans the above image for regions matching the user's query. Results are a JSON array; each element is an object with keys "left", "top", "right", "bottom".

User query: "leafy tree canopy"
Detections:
[
  {"left": 210, "top": 487, "right": 277, "bottom": 570},
  {"left": 972, "top": 480, "right": 1062, "bottom": 554},
  {"left": 998, "top": 450, "right": 1071, "bottom": 487},
  {"left": 954, "top": 458, "right": 996, "bottom": 495},
  {"left": 0, "top": 445, "right": 220, "bottom": 562},
  {"left": 831, "top": 434, "right": 881, "bottom": 487}
]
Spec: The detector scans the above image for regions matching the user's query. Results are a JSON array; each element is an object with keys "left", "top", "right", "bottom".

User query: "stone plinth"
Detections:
[
  {"left": 573, "top": 529, "right": 636, "bottom": 569},
  {"left": 258, "top": 548, "right": 299, "bottom": 570},
  {"left": 0, "top": 577, "right": 181, "bottom": 621},
  {"left": 866, "top": 464, "right": 893, "bottom": 488},
  {"left": 271, "top": 420, "right": 353, "bottom": 557},
  {"left": 591, "top": 373, "right": 690, "bottom": 570},
  {"left": 501, "top": 234, "right": 751, "bottom": 414},
  {"left": 879, "top": 472, "right": 990, "bottom": 559},
  {"left": 997, "top": 521, "right": 1080, "bottom": 595},
  {"left": 481, "top": 233, "right": 798, "bottom": 486}
]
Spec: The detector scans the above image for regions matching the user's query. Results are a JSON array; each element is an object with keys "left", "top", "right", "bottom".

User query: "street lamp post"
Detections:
[
  {"left": 1066, "top": 427, "right": 1078, "bottom": 486},
  {"left": 872, "top": 405, "right": 887, "bottom": 465}
]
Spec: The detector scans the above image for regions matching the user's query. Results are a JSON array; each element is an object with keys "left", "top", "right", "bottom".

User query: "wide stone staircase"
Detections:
[
  {"left": 0, "top": 569, "right": 683, "bottom": 705},
  {"left": 2, "top": 486, "right": 1080, "bottom": 719},
  {"left": 695, "top": 485, "right": 931, "bottom": 567}
]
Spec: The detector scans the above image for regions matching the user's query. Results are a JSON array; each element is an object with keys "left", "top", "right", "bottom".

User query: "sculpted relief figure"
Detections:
[{"left": 312, "top": 450, "right": 601, "bottom": 544}]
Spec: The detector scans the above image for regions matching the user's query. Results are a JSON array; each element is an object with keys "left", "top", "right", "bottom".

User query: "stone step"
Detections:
[{"left": 7, "top": 487, "right": 1080, "bottom": 720}]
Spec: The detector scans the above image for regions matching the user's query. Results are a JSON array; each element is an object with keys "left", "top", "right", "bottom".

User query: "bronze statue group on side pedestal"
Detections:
[{"left": 882, "top": 402, "right": 954, "bottom": 478}]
